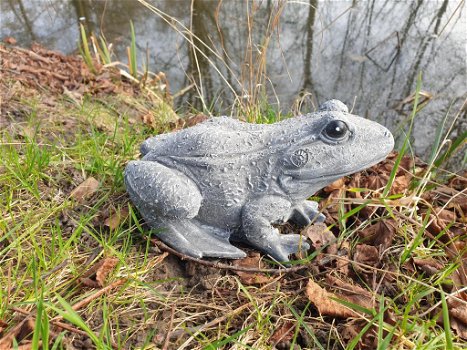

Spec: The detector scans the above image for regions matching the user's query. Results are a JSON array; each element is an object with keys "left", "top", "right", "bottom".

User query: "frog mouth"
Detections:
[{"left": 280, "top": 153, "right": 390, "bottom": 189}]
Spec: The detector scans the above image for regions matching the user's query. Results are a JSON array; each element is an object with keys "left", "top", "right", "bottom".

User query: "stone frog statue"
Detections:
[{"left": 124, "top": 100, "right": 394, "bottom": 262}]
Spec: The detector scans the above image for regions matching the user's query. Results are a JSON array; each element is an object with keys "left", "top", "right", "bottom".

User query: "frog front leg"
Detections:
[
  {"left": 241, "top": 196, "right": 310, "bottom": 262},
  {"left": 290, "top": 200, "right": 326, "bottom": 226},
  {"left": 125, "top": 160, "right": 245, "bottom": 259}
]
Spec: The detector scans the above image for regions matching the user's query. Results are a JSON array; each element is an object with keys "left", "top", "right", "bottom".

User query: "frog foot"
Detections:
[
  {"left": 268, "top": 233, "right": 310, "bottom": 262},
  {"left": 151, "top": 219, "right": 246, "bottom": 259},
  {"left": 291, "top": 200, "right": 325, "bottom": 226}
]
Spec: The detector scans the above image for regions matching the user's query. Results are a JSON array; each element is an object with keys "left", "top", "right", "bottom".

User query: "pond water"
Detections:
[{"left": 1, "top": 0, "right": 466, "bottom": 162}]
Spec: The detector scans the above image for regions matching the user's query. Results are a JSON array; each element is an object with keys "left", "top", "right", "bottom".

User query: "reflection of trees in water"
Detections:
[
  {"left": 1, "top": 0, "right": 464, "bottom": 155},
  {"left": 6, "top": 0, "right": 36, "bottom": 42},
  {"left": 183, "top": 0, "right": 219, "bottom": 111},
  {"left": 301, "top": 0, "right": 317, "bottom": 95}
]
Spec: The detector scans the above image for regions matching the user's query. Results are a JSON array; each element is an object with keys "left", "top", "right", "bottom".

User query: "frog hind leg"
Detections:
[
  {"left": 149, "top": 218, "right": 246, "bottom": 259},
  {"left": 125, "top": 161, "right": 245, "bottom": 259}
]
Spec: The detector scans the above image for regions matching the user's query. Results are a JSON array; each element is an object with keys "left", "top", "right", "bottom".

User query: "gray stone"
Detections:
[{"left": 124, "top": 100, "right": 394, "bottom": 262}]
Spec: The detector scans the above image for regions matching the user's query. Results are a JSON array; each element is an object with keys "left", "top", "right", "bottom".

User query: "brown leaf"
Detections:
[
  {"left": 269, "top": 321, "right": 295, "bottom": 345},
  {"left": 358, "top": 219, "right": 396, "bottom": 250},
  {"left": 336, "top": 241, "right": 351, "bottom": 276},
  {"left": 353, "top": 244, "right": 379, "bottom": 272},
  {"left": 0, "top": 319, "right": 7, "bottom": 334},
  {"left": 79, "top": 277, "right": 101, "bottom": 288},
  {"left": 70, "top": 177, "right": 99, "bottom": 202},
  {"left": 341, "top": 319, "right": 377, "bottom": 350},
  {"left": 323, "top": 178, "right": 346, "bottom": 193},
  {"left": 365, "top": 174, "right": 386, "bottom": 191},
  {"left": 305, "top": 279, "right": 357, "bottom": 318},
  {"left": 390, "top": 175, "right": 410, "bottom": 194},
  {"left": 447, "top": 295, "right": 467, "bottom": 340},
  {"left": 185, "top": 113, "right": 209, "bottom": 127},
  {"left": 326, "top": 275, "right": 376, "bottom": 311},
  {"left": 104, "top": 207, "right": 130, "bottom": 230},
  {"left": 412, "top": 258, "right": 444, "bottom": 276},
  {"left": 233, "top": 253, "right": 275, "bottom": 285},
  {"left": 4, "top": 37, "right": 17, "bottom": 45},
  {"left": 305, "top": 223, "right": 336, "bottom": 251},
  {"left": 0, "top": 317, "right": 34, "bottom": 349},
  {"left": 79, "top": 257, "right": 119, "bottom": 288},
  {"left": 142, "top": 112, "right": 156, "bottom": 128},
  {"left": 95, "top": 257, "right": 119, "bottom": 287}
]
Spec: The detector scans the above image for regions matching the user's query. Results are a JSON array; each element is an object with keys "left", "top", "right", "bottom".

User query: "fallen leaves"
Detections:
[
  {"left": 233, "top": 253, "right": 275, "bottom": 285},
  {"left": 306, "top": 279, "right": 358, "bottom": 318},
  {"left": 269, "top": 321, "right": 295, "bottom": 347},
  {"left": 104, "top": 206, "right": 130, "bottom": 230},
  {"left": 357, "top": 219, "right": 397, "bottom": 250},
  {"left": 69, "top": 177, "right": 99, "bottom": 203},
  {"left": 79, "top": 257, "right": 119, "bottom": 288}
]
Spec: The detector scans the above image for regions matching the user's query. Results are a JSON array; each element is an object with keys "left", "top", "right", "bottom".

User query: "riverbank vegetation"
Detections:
[{"left": 1, "top": 20, "right": 466, "bottom": 350}]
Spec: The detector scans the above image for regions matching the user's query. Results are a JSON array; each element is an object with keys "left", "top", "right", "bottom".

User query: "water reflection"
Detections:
[{"left": 1, "top": 0, "right": 465, "bottom": 158}]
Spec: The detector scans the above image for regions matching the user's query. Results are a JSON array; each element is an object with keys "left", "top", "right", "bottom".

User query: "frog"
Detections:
[{"left": 124, "top": 100, "right": 394, "bottom": 262}]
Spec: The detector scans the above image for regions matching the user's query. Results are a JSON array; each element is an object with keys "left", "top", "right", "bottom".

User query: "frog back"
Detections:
[{"left": 141, "top": 117, "right": 276, "bottom": 158}]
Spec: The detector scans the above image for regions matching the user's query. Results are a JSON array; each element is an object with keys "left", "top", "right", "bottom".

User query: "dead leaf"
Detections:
[
  {"left": 269, "top": 321, "right": 295, "bottom": 346},
  {"left": 336, "top": 241, "right": 351, "bottom": 276},
  {"left": 70, "top": 177, "right": 99, "bottom": 202},
  {"left": 95, "top": 257, "right": 119, "bottom": 287},
  {"left": 233, "top": 253, "right": 275, "bottom": 285},
  {"left": 412, "top": 258, "right": 444, "bottom": 276},
  {"left": 305, "top": 223, "right": 336, "bottom": 251},
  {"left": 0, "top": 319, "right": 7, "bottom": 334},
  {"left": 185, "top": 113, "right": 209, "bottom": 127},
  {"left": 353, "top": 244, "right": 379, "bottom": 272},
  {"left": 0, "top": 317, "right": 34, "bottom": 349},
  {"left": 305, "top": 279, "right": 357, "bottom": 318},
  {"left": 358, "top": 219, "right": 396, "bottom": 250},
  {"left": 341, "top": 319, "right": 378, "bottom": 350},
  {"left": 4, "top": 37, "right": 17, "bottom": 45},
  {"left": 104, "top": 207, "right": 130, "bottom": 230},
  {"left": 79, "top": 257, "right": 119, "bottom": 288},
  {"left": 390, "top": 175, "right": 410, "bottom": 194},
  {"left": 326, "top": 275, "right": 376, "bottom": 311},
  {"left": 323, "top": 178, "right": 346, "bottom": 193},
  {"left": 142, "top": 112, "right": 156, "bottom": 128},
  {"left": 446, "top": 294, "right": 467, "bottom": 339}
]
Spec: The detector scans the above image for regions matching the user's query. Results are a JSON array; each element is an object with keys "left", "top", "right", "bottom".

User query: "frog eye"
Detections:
[
  {"left": 322, "top": 120, "right": 349, "bottom": 141},
  {"left": 290, "top": 149, "right": 309, "bottom": 168}
]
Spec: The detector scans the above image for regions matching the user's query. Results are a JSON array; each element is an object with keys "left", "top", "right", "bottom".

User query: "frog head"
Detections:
[{"left": 275, "top": 100, "right": 394, "bottom": 200}]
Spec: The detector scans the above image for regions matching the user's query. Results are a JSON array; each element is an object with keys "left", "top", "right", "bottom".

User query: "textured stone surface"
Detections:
[{"left": 125, "top": 100, "right": 394, "bottom": 262}]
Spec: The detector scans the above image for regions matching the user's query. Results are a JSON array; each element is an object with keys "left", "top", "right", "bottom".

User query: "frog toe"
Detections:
[{"left": 266, "top": 234, "right": 309, "bottom": 262}]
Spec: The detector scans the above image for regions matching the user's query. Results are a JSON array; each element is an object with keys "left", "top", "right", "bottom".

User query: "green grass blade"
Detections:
[
  {"left": 440, "top": 291, "right": 453, "bottom": 350},
  {"left": 79, "top": 24, "right": 95, "bottom": 74},
  {"left": 47, "top": 295, "right": 108, "bottom": 349},
  {"left": 129, "top": 21, "right": 137, "bottom": 78},
  {"left": 202, "top": 325, "right": 252, "bottom": 349},
  {"left": 383, "top": 72, "right": 422, "bottom": 197}
]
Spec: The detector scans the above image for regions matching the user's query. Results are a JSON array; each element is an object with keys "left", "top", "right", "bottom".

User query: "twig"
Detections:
[
  {"left": 9, "top": 306, "right": 124, "bottom": 350},
  {"left": 162, "top": 304, "right": 176, "bottom": 350},
  {"left": 50, "top": 278, "right": 126, "bottom": 323},
  {"left": 151, "top": 239, "right": 310, "bottom": 274},
  {"left": 11, "top": 307, "right": 88, "bottom": 337}
]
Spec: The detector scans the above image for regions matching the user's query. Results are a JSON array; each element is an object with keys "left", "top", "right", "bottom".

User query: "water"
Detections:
[{"left": 1, "top": 0, "right": 466, "bottom": 160}]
